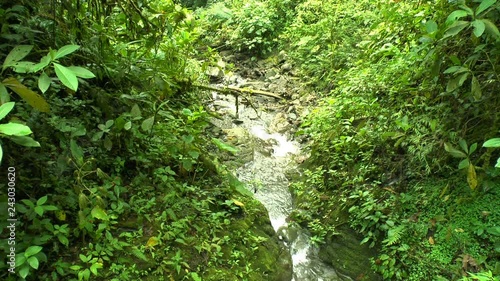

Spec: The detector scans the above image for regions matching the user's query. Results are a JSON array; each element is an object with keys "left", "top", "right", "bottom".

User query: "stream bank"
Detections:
[{"left": 205, "top": 52, "right": 381, "bottom": 280}]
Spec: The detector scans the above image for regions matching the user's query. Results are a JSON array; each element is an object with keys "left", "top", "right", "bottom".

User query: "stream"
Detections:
[{"left": 209, "top": 72, "right": 352, "bottom": 281}]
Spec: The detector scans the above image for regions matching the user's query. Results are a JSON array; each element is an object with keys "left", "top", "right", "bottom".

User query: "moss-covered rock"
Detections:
[
  {"left": 318, "top": 221, "right": 381, "bottom": 281},
  {"left": 202, "top": 195, "right": 292, "bottom": 281}
]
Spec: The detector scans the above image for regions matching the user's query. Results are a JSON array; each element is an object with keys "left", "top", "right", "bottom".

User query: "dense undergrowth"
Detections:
[
  {"left": 0, "top": 1, "right": 290, "bottom": 280},
  {"left": 1, "top": 0, "right": 500, "bottom": 280},
  {"left": 197, "top": 0, "right": 500, "bottom": 280}
]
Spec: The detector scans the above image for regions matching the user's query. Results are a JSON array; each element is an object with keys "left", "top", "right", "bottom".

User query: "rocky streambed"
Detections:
[{"left": 206, "top": 54, "right": 380, "bottom": 281}]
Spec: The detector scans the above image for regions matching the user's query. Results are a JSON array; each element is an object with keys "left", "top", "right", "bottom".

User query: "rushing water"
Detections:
[{"left": 210, "top": 76, "right": 350, "bottom": 281}]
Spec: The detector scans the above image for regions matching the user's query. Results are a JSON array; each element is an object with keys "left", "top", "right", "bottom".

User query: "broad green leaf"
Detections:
[
  {"left": 458, "top": 4, "right": 474, "bottom": 16},
  {"left": 90, "top": 262, "right": 103, "bottom": 275},
  {"left": 459, "top": 139, "right": 468, "bottom": 154},
  {"left": 495, "top": 158, "right": 500, "bottom": 168},
  {"left": 9, "top": 136, "right": 41, "bottom": 147},
  {"left": 446, "top": 72, "right": 469, "bottom": 92},
  {"left": 131, "top": 104, "right": 141, "bottom": 118},
  {"left": 444, "top": 142, "right": 467, "bottom": 158},
  {"left": 55, "top": 45, "right": 80, "bottom": 60},
  {"left": 471, "top": 76, "right": 481, "bottom": 100},
  {"left": 476, "top": 0, "right": 496, "bottom": 16},
  {"left": 104, "top": 136, "right": 112, "bottom": 150},
  {"left": 0, "top": 145, "right": 3, "bottom": 164},
  {"left": 124, "top": 121, "right": 132, "bottom": 130},
  {"left": 470, "top": 143, "right": 478, "bottom": 154},
  {"left": 70, "top": 139, "right": 84, "bottom": 166},
  {"left": 54, "top": 63, "right": 78, "bottom": 91},
  {"left": 24, "top": 246, "right": 43, "bottom": 257},
  {"left": 0, "top": 83, "right": 9, "bottom": 103},
  {"left": 67, "top": 66, "right": 96, "bottom": 78},
  {"left": 445, "top": 10, "right": 469, "bottom": 25},
  {"left": 37, "top": 195, "right": 48, "bottom": 206},
  {"left": 91, "top": 206, "right": 109, "bottom": 220},
  {"left": 0, "top": 102, "right": 15, "bottom": 120},
  {"left": 467, "top": 164, "right": 477, "bottom": 190},
  {"left": 444, "top": 21, "right": 470, "bottom": 38},
  {"left": 2, "top": 77, "right": 50, "bottom": 112},
  {"left": 38, "top": 71, "right": 51, "bottom": 93},
  {"left": 212, "top": 137, "right": 238, "bottom": 154},
  {"left": 443, "top": 66, "right": 469, "bottom": 74},
  {"left": 472, "top": 19, "right": 486, "bottom": 37},
  {"left": 12, "top": 61, "right": 36, "bottom": 73},
  {"left": 425, "top": 20, "right": 438, "bottom": 34},
  {"left": 0, "top": 123, "right": 32, "bottom": 136},
  {"left": 482, "top": 19, "right": 500, "bottom": 39},
  {"left": 2, "top": 45, "right": 33, "bottom": 70},
  {"left": 19, "top": 266, "right": 29, "bottom": 279},
  {"left": 458, "top": 159, "right": 470, "bottom": 169},
  {"left": 141, "top": 117, "right": 154, "bottom": 131},
  {"left": 32, "top": 53, "right": 52, "bottom": 72},
  {"left": 483, "top": 138, "right": 500, "bottom": 147}
]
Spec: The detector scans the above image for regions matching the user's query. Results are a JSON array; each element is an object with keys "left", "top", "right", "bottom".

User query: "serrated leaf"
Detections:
[
  {"left": 445, "top": 10, "right": 469, "bottom": 25},
  {"left": 3, "top": 77, "right": 50, "bottom": 112},
  {"left": 54, "top": 63, "right": 78, "bottom": 91},
  {"left": 9, "top": 136, "right": 40, "bottom": 147},
  {"left": 91, "top": 206, "right": 109, "bottom": 220},
  {"left": 25, "top": 246, "right": 43, "bottom": 257},
  {"left": 67, "top": 66, "right": 96, "bottom": 79},
  {"left": 482, "top": 19, "right": 500, "bottom": 39},
  {"left": 0, "top": 102, "right": 15, "bottom": 120},
  {"left": 467, "top": 164, "right": 477, "bottom": 190},
  {"left": 483, "top": 138, "right": 500, "bottom": 147},
  {"left": 141, "top": 117, "right": 154, "bottom": 132},
  {"left": 55, "top": 45, "right": 80, "bottom": 60},
  {"left": 38, "top": 72, "right": 51, "bottom": 93},
  {"left": 0, "top": 123, "right": 33, "bottom": 136},
  {"left": 471, "top": 76, "right": 481, "bottom": 100},
  {"left": 472, "top": 19, "right": 486, "bottom": 37},
  {"left": 476, "top": 0, "right": 496, "bottom": 16},
  {"left": 3, "top": 45, "right": 33, "bottom": 70},
  {"left": 444, "top": 142, "right": 467, "bottom": 158},
  {"left": 444, "top": 21, "right": 470, "bottom": 38},
  {"left": 0, "top": 83, "right": 9, "bottom": 103},
  {"left": 70, "top": 139, "right": 84, "bottom": 166}
]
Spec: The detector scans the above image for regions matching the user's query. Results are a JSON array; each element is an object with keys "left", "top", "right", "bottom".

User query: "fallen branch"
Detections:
[{"left": 194, "top": 84, "right": 283, "bottom": 99}]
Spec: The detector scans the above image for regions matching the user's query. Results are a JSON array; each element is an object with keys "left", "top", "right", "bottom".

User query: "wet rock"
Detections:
[
  {"left": 269, "top": 112, "right": 291, "bottom": 134},
  {"left": 281, "top": 63, "right": 292, "bottom": 72},
  {"left": 266, "top": 69, "right": 278, "bottom": 78},
  {"left": 206, "top": 66, "right": 224, "bottom": 79},
  {"left": 288, "top": 113, "right": 297, "bottom": 120}
]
